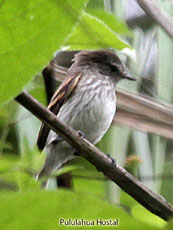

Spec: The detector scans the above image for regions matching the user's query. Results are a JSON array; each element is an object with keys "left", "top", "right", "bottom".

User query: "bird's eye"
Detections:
[{"left": 108, "top": 64, "right": 119, "bottom": 72}]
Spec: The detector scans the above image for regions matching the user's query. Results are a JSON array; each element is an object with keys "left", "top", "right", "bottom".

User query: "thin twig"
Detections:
[
  {"left": 136, "top": 0, "right": 173, "bottom": 38},
  {"left": 15, "top": 91, "right": 173, "bottom": 221}
]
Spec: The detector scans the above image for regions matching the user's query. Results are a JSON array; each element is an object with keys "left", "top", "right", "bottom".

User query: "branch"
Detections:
[
  {"left": 15, "top": 91, "right": 173, "bottom": 221},
  {"left": 115, "top": 89, "right": 173, "bottom": 139},
  {"left": 136, "top": 0, "right": 173, "bottom": 38}
]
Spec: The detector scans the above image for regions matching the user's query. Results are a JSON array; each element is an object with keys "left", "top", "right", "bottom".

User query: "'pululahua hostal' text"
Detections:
[{"left": 59, "top": 218, "right": 119, "bottom": 226}]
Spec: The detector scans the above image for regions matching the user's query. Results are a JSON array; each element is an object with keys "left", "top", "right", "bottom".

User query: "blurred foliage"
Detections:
[
  {"left": 132, "top": 204, "right": 166, "bottom": 228},
  {"left": 161, "top": 162, "right": 173, "bottom": 203},
  {"left": 66, "top": 12, "right": 132, "bottom": 50},
  {"left": 0, "top": 0, "right": 172, "bottom": 229},
  {"left": 0, "top": 190, "right": 161, "bottom": 230},
  {"left": 0, "top": 0, "right": 89, "bottom": 105},
  {"left": 124, "top": 154, "right": 142, "bottom": 177},
  {"left": 87, "top": 9, "right": 133, "bottom": 36}
]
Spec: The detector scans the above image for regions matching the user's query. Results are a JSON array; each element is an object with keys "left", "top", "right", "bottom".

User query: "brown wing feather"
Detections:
[{"left": 37, "top": 72, "right": 82, "bottom": 150}]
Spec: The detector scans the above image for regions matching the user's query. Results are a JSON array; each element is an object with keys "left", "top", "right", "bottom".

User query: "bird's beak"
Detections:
[{"left": 122, "top": 72, "right": 136, "bottom": 81}]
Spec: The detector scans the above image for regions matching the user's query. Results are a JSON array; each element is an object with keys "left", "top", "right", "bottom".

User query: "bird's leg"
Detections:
[
  {"left": 51, "top": 136, "right": 64, "bottom": 145},
  {"left": 73, "top": 131, "right": 85, "bottom": 156},
  {"left": 73, "top": 152, "right": 80, "bottom": 156}
]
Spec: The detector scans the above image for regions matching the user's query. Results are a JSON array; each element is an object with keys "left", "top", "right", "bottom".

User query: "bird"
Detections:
[{"left": 37, "top": 49, "right": 135, "bottom": 186}]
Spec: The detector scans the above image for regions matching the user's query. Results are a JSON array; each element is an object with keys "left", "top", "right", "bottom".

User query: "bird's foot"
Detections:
[
  {"left": 107, "top": 154, "right": 116, "bottom": 167},
  {"left": 77, "top": 130, "right": 85, "bottom": 138},
  {"left": 96, "top": 154, "right": 116, "bottom": 172},
  {"left": 73, "top": 131, "right": 85, "bottom": 156}
]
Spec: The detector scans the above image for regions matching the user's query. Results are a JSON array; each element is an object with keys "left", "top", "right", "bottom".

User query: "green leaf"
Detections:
[
  {"left": 66, "top": 12, "right": 132, "bottom": 50},
  {"left": 132, "top": 205, "right": 167, "bottom": 228},
  {"left": 70, "top": 157, "right": 106, "bottom": 197},
  {"left": 17, "top": 172, "right": 41, "bottom": 192},
  {"left": 167, "top": 219, "right": 173, "bottom": 230},
  {"left": 19, "top": 139, "right": 45, "bottom": 172},
  {"left": 88, "top": 9, "right": 133, "bottom": 36},
  {"left": 0, "top": 155, "right": 19, "bottom": 174},
  {"left": 0, "top": 191, "right": 158, "bottom": 230},
  {"left": 0, "top": 0, "right": 88, "bottom": 105},
  {"left": 120, "top": 191, "right": 138, "bottom": 210},
  {"left": 52, "top": 165, "right": 83, "bottom": 177},
  {"left": 0, "top": 144, "right": 45, "bottom": 191}
]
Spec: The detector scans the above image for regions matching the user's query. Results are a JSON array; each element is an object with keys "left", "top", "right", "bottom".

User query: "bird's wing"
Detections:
[{"left": 37, "top": 72, "right": 82, "bottom": 150}]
